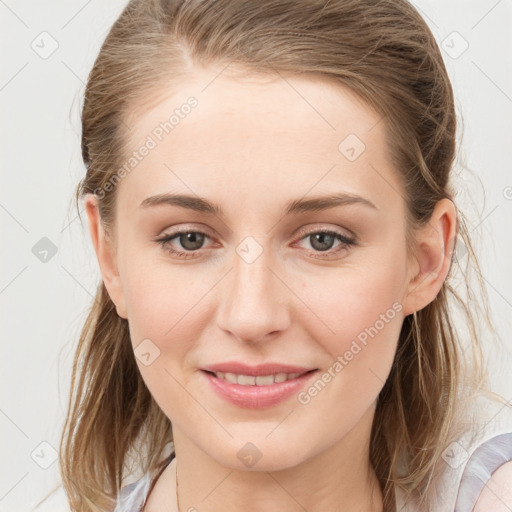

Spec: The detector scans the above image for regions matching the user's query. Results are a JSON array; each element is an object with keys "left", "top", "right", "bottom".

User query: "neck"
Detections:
[{"left": 172, "top": 406, "right": 384, "bottom": 512}]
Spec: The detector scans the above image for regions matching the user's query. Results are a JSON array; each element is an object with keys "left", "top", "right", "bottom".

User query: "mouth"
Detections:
[
  {"left": 201, "top": 369, "right": 316, "bottom": 386},
  {"left": 200, "top": 366, "right": 318, "bottom": 409}
]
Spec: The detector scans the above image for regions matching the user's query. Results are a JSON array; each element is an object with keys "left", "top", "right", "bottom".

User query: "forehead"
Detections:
[{"left": 116, "top": 65, "right": 404, "bottom": 219}]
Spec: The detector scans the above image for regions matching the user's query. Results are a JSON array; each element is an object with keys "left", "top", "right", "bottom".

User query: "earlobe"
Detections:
[
  {"left": 402, "top": 198, "right": 457, "bottom": 317},
  {"left": 83, "top": 194, "right": 128, "bottom": 319}
]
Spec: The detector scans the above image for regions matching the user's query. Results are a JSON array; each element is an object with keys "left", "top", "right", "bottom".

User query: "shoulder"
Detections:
[
  {"left": 455, "top": 431, "right": 512, "bottom": 511},
  {"left": 473, "top": 460, "right": 512, "bottom": 511}
]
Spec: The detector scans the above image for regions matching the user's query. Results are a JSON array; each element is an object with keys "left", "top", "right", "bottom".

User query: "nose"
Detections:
[{"left": 215, "top": 247, "right": 291, "bottom": 344}]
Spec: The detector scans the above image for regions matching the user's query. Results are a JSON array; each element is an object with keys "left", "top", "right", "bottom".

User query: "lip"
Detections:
[
  {"left": 201, "top": 362, "right": 316, "bottom": 376},
  {"left": 200, "top": 363, "right": 318, "bottom": 409}
]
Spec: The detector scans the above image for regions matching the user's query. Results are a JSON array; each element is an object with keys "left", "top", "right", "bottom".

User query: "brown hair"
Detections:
[{"left": 36, "top": 1, "right": 509, "bottom": 511}]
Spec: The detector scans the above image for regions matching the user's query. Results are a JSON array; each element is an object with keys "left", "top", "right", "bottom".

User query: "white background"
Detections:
[{"left": 1, "top": 1, "right": 511, "bottom": 510}]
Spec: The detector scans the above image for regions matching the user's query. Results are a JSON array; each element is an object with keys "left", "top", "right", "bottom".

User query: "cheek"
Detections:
[
  {"left": 121, "top": 263, "right": 208, "bottom": 424},
  {"left": 121, "top": 252, "right": 205, "bottom": 343},
  {"left": 302, "top": 252, "right": 407, "bottom": 343},
  {"left": 297, "top": 251, "right": 407, "bottom": 399}
]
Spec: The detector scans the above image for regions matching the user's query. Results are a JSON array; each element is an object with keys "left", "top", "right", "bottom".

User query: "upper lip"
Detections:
[{"left": 201, "top": 362, "right": 317, "bottom": 376}]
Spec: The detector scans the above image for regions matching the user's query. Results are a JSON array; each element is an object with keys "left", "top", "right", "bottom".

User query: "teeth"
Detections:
[{"left": 213, "top": 371, "right": 306, "bottom": 385}]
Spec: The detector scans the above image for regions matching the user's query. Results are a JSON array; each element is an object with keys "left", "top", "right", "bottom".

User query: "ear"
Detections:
[
  {"left": 402, "top": 198, "right": 457, "bottom": 316},
  {"left": 83, "top": 194, "right": 128, "bottom": 319}
]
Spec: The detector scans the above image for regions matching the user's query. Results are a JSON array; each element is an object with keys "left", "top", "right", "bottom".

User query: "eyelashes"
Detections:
[{"left": 155, "top": 227, "right": 356, "bottom": 261}]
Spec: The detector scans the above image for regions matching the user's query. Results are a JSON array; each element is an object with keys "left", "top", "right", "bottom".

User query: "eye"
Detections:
[
  {"left": 155, "top": 229, "right": 213, "bottom": 260},
  {"left": 294, "top": 228, "right": 356, "bottom": 259},
  {"left": 155, "top": 226, "right": 356, "bottom": 260}
]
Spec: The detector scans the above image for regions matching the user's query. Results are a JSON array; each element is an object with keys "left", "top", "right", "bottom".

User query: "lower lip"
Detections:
[{"left": 201, "top": 370, "right": 317, "bottom": 409}]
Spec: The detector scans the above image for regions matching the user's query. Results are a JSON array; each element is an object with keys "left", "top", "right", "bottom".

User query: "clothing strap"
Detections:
[{"left": 454, "top": 432, "right": 512, "bottom": 511}]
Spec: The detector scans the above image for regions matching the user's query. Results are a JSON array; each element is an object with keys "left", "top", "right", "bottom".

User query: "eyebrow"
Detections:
[{"left": 139, "top": 192, "right": 378, "bottom": 217}]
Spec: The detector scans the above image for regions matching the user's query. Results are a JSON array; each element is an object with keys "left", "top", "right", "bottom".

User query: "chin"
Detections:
[{"left": 207, "top": 437, "right": 312, "bottom": 473}]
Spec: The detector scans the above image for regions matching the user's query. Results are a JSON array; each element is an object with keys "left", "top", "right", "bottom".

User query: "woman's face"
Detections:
[{"left": 89, "top": 66, "right": 425, "bottom": 470}]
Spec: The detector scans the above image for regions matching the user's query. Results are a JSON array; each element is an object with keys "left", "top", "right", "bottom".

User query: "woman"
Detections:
[{"left": 56, "top": 0, "right": 512, "bottom": 511}]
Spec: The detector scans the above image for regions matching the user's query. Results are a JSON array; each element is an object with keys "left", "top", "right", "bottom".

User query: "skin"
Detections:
[
  {"left": 474, "top": 461, "right": 512, "bottom": 511},
  {"left": 84, "top": 64, "right": 456, "bottom": 512}
]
